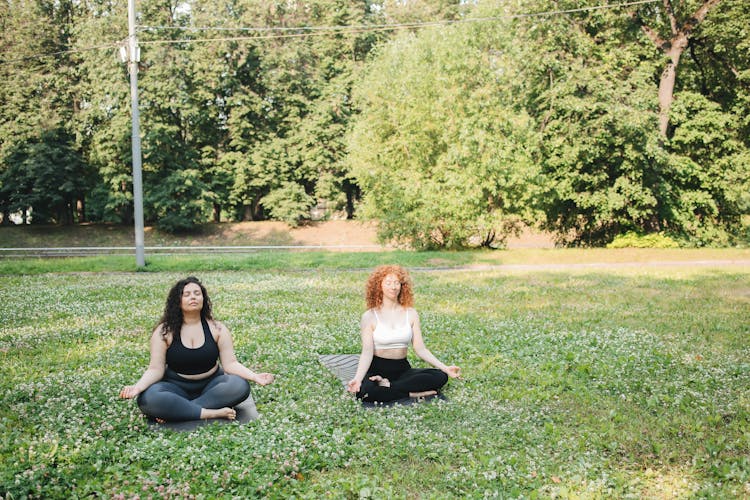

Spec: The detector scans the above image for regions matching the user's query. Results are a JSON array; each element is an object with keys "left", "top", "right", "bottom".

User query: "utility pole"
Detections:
[{"left": 127, "top": 0, "right": 145, "bottom": 267}]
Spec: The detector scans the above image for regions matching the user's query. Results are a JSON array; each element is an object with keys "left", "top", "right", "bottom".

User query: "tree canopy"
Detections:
[{"left": 1, "top": 0, "right": 748, "bottom": 246}]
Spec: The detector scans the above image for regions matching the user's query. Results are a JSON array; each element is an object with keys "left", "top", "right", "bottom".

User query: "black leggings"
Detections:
[
  {"left": 356, "top": 356, "right": 448, "bottom": 403},
  {"left": 137, "top": 367, "right": 250, "bottom": 421}
]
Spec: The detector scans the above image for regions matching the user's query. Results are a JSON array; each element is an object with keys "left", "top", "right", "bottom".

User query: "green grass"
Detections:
[
  {"left": 1, "top": 259, "right": 749, "bottom": 498},
  {"left": 2, "top": 247, "right": 749, "bottom": 275}
]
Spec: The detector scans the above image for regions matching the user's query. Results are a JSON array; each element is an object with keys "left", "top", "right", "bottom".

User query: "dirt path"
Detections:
[{"left": 280, "top": 220, "right": 555, "bottom": 249}]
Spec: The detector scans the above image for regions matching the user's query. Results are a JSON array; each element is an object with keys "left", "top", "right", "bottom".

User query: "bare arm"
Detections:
[
  {"left": 215, "top": 321, "right": 274, "bottom": 386},
  {"left": 410, "top": 309, "right": 461, "bottom": 378},
  {"left": 119, "top": 327, "right": 168, "bottom": 399},
  {"left": 347, "top": 310, "right": 376, "bottom": 393}
]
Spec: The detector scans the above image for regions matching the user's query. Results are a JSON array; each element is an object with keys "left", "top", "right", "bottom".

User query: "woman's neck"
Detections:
[
  {"left": 182, "top": 311, "right": 202, "bottom": 324},
  {"left": 380, "top": 298, "right": 400, "bottom": 311}
]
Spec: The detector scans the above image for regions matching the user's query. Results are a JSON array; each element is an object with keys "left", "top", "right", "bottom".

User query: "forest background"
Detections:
[{"left": 1, "top": 0, "right": 749, "bottom": 249}]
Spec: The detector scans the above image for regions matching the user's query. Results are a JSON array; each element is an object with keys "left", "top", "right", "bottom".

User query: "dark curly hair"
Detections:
[
  {"left": 365, "top": 265, "right": 414, "bottom": 309},
  {"left": 158, "top": 276, "right": 213, "bottom": 338}
]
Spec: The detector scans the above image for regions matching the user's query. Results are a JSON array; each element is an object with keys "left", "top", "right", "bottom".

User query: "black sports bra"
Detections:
[{"left": 165, "top": 318, "right": 219, "bottom": 375}]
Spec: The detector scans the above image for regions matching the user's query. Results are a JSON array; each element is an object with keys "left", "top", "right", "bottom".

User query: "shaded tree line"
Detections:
[{"left": 1, "top": 0, "right": 748, "bottom": 246}]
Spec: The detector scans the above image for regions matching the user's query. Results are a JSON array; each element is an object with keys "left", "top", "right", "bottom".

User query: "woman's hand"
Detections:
[
  {"left": 252, "top": 373, "right": 275, "bottom": 386},
  {"left": 444, "top": 366, "right": 461, "bottom": 379},
  {"left": 346, "top": 378, "right": 361, "bottom": 394},
  {"left": 119, "top": 385, "right": 140, "bottom": 399}
]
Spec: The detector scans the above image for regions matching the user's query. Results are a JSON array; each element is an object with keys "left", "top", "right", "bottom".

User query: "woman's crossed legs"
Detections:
[{"left": 137, "top": 370, "right": 250, "bottom": 421}]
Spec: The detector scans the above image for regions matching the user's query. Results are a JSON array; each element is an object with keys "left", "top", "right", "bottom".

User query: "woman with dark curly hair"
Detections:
[
  {"left": 120, "top": 277, "right": 274, "bottom": 422},
  {"left": 347, "top": 265, "right": 460, "bottom": 402}
]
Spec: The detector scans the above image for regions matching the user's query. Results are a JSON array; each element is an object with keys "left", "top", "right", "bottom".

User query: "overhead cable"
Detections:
[
  {"left": 2, "top": 0, "right": 659, "bottom": 65},
  {"left": 137, "top": 0, "right": 659, "bottom": 36}
]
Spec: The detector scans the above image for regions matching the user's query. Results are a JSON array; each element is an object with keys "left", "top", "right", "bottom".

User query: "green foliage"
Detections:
[
  {"left": 213, "top": 0, "right": 379, "bottom": 222},
  {"left": 607, "top": 231, "right": 680, "bottom": 248},
  {"left": 666, "top": 92, "right": 750, "bottom": 245},
  {"left": 508, "top": 3, "right": 664, "bottom": 246},
  {"left": 534, "top": 52, "right": 668, "bottom": 245},
  {"left": 510, "top": 0, "right": 750, "bottom": 247},
  {"left": 146, "top": 168, "right": 209, "bottom": 233},
  {"left": 1, "top": 0, "right": 748, "bottom": 246},
  {"left": 0, "top": 130, "right": 90, "bottom": 224},
  {"left": 0, "top": 266, "right": 748, "bottom": 497},
  {"left": 260, "top": 182, "right": 315, "bottom": 227},
  {"left": 349, "top": 25, "right": 540, "bottom": 249}
]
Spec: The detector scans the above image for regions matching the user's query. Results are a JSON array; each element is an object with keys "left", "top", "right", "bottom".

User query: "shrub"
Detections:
[{"left": 607, "top": 231, "right": 680, "bottom": 248}]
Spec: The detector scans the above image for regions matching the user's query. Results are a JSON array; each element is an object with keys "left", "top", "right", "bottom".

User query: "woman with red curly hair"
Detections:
[{"left": 347, "top": 265, "right": 460, "bottom": 402}]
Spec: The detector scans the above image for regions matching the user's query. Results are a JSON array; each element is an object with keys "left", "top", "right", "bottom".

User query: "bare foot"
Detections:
[
  {"left": 200, "top": 407, "right": 236, "bottom": 420},
  {"left": 409, "top": 390, "right": 437, "bottom": 399},
  {"left": 368, "top": 375, "right": 391, "bottom": 387},
  {"left": 156, "top": 418, "right": 166, "bottom": 424}
]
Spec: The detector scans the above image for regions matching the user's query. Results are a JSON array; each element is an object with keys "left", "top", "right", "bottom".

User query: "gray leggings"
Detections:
[{"left": 137, "top": 367, "right": 250, "bottom": 421}]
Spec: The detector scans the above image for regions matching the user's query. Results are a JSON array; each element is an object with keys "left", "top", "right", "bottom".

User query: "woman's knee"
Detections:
[
  {"left": 218, "top": 374, "right": 251, "bottom": 400},
  {"left": 136, "top": 384, "right": 165, "bottom": 414},
  {"left": 435, "top": 370, "right": 449, "bottom": 386},
  {"left": 136, "top": 382, "right": 165, "bottom": 408}
]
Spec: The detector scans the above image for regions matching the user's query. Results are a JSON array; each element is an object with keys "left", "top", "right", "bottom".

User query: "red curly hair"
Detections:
[{"left": 365, "top": 265, "right": 414, "bottom": 309}]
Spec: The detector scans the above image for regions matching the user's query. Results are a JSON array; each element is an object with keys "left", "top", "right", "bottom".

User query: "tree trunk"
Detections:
[
  {"left": 658, "top": 42, "right": 685, "bottom": 136},
  {"left": 77, "top": 198, "right": 86, "bottom": 223},
  {"left": 343, "top": 179, "right": 360, "bottom": 219},
  {"left": 213, "top": 203, "right": 221, "bottom": 223},
  {"left": 252, "top": 198, "right": 264, "bottom": 221},
  {"left": 632, "top": 0, "right": 722, "bottom": 137}
]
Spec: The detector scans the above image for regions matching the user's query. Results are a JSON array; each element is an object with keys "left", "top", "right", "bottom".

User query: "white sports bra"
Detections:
[{"left": 372, "top": 309, "right": 413, "bottom": 350}]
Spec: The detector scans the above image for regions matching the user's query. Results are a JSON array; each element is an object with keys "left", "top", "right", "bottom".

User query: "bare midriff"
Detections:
[
  {"left": 176, "top": 363, "right": 218, "bottom": 380},
  {"left": 375, "top": 347, "right": 407, "bottom": 359}
]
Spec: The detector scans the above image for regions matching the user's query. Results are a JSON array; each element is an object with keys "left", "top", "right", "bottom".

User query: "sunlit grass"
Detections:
[
  {"left": 1, "top": 247, "right": 748, "bottom": 275},
  {"left": 0, "top": 263, "right": 748, "bottom": 497}
]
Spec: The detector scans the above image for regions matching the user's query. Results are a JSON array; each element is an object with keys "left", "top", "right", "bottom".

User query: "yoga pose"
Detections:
[
  {"left": 119, "top": 276, "right": 274, "bottom": 422},
  {"left": 347, "top": 265, "right": 460, "bottom": 402}
]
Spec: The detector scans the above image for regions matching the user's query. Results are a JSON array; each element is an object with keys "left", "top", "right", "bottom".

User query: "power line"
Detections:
[
  {"left": 137, "top": 0, "right": 658, "bottom": 36},
  {"left": 1, "top": 0, "right": 659, "bottom": 65}
]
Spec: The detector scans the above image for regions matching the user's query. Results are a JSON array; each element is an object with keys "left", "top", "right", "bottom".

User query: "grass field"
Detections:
[{"left": 1, "top": 253, "right": 748, "bottom": 498}]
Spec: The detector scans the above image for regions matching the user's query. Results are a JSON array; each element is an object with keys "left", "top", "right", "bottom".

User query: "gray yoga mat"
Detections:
[
  {"left": 318, "top": 354, "right": 445, "bottom": 407},
  {"left": 146, "top": 393, "right": 259, "bottom": 432}
]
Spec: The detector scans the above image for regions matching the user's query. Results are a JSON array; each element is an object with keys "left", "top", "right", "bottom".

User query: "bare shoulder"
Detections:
[
  {"left": 151, "top": 324, "right": 170, "bottom": 347},
  {"left": 361, "top": 309, "right": 376, "bottom": 326},
  {"left": 362, "top": 308, "right": 376, "bottom": 320},
  {"left": 209, "top": 319, "right": 226, "bottom": 331},
  {"left": 151, "top": 323, "right": 168, "bottom": 339},
  {"left": 208, "top": 319, "right": 229, "bottom": 338}
]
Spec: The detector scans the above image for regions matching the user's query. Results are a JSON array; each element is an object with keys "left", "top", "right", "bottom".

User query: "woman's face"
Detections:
[
  {"left": 381, "top": 273, "right": 402, "bottom": 302},
  {"left": 181, "top": 282, "right": 204, "bottom": 313}
]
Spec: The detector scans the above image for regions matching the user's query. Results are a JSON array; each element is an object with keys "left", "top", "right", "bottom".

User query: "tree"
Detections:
[
  {"left": 510, "top": 0, "right": 749, "bottom": 245},
  {"left": 0, "top": 130, "right": 88, "bottom": 224},
  {"left": 136, "top": 0, "right": 209, "bottom": 231},
  {"left": 0, "top": 0, "right": 92, "bottom": 224},
  {"left": 348, "top": 24, "right": 540, "bottom": 249},
  {"left": 534, "top": 55, "right": 671, "bottom": 245},
  {"left": 74, "top": 0, "right": 133, "bottom": 224},
  {"left": 629, "top": 0, "right": 723, "bottom": 137},
  {"left": 665, "top": 92, "right": 750, "bottom": 244},
  {"left": 221, "top": 0, "right": 381, "bottom": 224}
]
